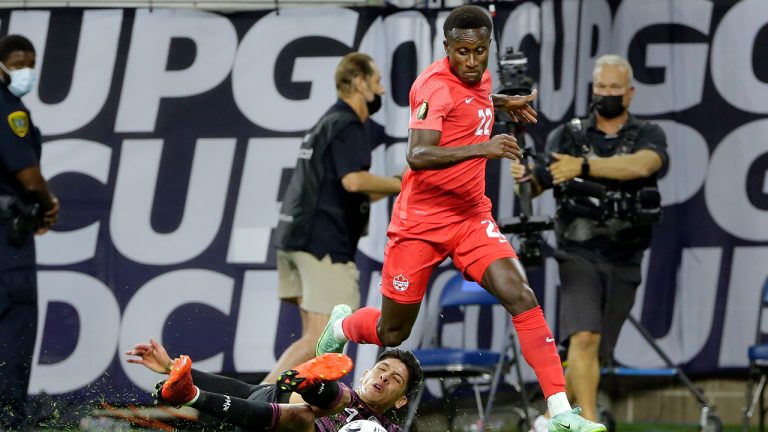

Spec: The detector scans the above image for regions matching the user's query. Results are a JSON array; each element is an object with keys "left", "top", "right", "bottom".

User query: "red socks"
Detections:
[
  {"left": 341, "top": 307, "right": 384, "bottom": 346},
  {"left": 512, "top": 306, "right": 566, "bottom": 399},
  {"left": 340, "top": 304, "right": 565, "bottom": 399}
]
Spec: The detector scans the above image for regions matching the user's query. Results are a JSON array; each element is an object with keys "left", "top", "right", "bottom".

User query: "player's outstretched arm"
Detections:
[
  {"left": 125, "top": 338, "right": 173, "bottom": 374},
  {"left": 492, "top": 89, "right": 538, "bottom": 123}
]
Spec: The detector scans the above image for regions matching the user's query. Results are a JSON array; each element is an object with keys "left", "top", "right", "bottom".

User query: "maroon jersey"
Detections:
[{"left": 314, "top": 385, "right": 400, "bottom": 432}]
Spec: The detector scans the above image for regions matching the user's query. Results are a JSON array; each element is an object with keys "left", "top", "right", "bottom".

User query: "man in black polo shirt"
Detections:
[
  {"left": 511, "top": 54, "right": 668, "bottom": 426},
  {"left": 0, "top": 34, "right": 59, "bottom": 429},
  {"left": 268, "top": 52, "right": 402, "bottom": 384}
]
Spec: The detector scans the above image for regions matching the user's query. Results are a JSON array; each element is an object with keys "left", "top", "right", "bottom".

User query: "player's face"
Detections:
[
  {"left": 358, "top": 358, "right": 409, "bottom": 412},
  {"left": 592, "top": 64, "right": 634, "bottom": 107},
  {"left": 444, "top": 28, "right": 491, "bottom": 86}
]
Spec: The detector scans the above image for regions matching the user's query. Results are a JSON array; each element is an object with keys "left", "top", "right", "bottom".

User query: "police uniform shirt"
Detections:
[
  {"left": 546, "top": 114, "right": 669, "bottom": 264},
  {"left": 0, "top": 84, "right": 41, "bottom": 198},
  {"left": 0, "top": 83, "right": 42, "bottom": 270},
  {"left": 304, "top": 99, "right": 372, "bottom": 263}
]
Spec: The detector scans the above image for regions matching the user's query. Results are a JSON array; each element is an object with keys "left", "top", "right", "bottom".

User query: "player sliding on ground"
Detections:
[{"left": 126, "top": 338, "right": 422, "bottom": 431}]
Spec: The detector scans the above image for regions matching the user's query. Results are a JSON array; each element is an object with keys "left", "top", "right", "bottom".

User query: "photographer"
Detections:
[
  {"left": 0, "top": 35, "right": 59, "bottom": 429},
  {"left": 511, "top": 54, "right": 668, "bottom": 424}
]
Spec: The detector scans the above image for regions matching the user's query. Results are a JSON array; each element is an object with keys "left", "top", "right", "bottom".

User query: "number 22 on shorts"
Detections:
[{"left": 481, "top": 220, "right": 508, "bottom": 243}]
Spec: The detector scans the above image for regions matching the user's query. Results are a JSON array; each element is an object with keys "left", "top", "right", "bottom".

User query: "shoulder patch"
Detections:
[
  {"left": 7, "top": 111, "right": 29, "bottom": 138},
  {"left": 416, "top": 100, "right": 429, "bottom": 120}
]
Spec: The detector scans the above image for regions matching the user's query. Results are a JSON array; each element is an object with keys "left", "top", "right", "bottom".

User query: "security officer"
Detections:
[
  {"left": 0, "top": 34, "right": 59, "bottom": 429},
  {"left": 511, "top": 54, "right": 668, "bottom": 425}
]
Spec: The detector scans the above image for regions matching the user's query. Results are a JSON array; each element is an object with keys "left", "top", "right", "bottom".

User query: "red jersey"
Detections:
[{"left": 395, "top": 57, "right": 494, "bottom": 223}]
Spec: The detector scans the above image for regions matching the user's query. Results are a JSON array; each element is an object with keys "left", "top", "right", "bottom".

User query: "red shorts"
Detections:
[{"left": 381, "top": 212, "right": 517, "bottom": 304}]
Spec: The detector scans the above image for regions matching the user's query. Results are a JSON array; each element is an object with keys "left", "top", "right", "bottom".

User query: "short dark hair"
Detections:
[
  {"left": 335, "top": 52, "right": 374, "bottom": 95},
  {"left": 377, "top": 349, "right": 423, "bottom": 398},
  {"left": 443, "top": 5, "right": 493, "bottom": 39},
  {"left": 0, "top": 35, "right": 35, "bottom": 63}
]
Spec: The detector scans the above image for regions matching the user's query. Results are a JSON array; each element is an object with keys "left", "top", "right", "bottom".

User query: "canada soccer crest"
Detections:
[{"left": 393, "top": 274, "right": 409, "bottom": 291}]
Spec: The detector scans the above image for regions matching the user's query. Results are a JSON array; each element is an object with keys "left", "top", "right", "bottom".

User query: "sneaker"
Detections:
[
  {"left": 277, "top": 353, "right": 353, "bottom": 393},
  {"left": 549, "top": 408, "right": 606, "bottom": 432},
  {"left": 160, "top": 355, "right": 198, "bottom": 406},
  {"left": 315, "top": 304, "right": 353, "bottom": 356}
]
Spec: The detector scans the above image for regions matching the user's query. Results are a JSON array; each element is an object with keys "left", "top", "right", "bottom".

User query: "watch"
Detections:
[{"left": 581, "top": 156, "right": 590, "bottom": 178}]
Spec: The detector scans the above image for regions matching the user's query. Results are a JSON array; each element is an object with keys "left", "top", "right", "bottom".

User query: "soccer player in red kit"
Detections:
[{"left": 317, "top": 5, "right": 605, "bottom": 431}]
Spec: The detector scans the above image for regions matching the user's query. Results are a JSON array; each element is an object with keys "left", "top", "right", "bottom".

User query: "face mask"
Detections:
[
  {"left": 592, "top": 94, "right": 625, "bottom": 119},
  {"left": 0, "top": 63, "right": 36, "bottom": 97},
  {"left": 366, "top": 93, "right": 382, "bottom": 115}
]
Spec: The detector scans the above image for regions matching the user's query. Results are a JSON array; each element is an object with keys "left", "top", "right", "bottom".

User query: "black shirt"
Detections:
[
  {"left": 304, "top": 99, "right": 371, "bottom": 263},
  {"left": 546, "top": 114, "right": 669, "bottom": 264}
]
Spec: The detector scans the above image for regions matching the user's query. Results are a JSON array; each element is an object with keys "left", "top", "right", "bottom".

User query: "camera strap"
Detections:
[
  {"left": 565, "top": 118, "right": 593, "bottom": 156},
  {"left": 618, "top": 125, "right": 641, "bottom": 155}
]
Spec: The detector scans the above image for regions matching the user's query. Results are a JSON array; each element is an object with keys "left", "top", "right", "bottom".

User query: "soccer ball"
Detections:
[{"left": 338, "top": 419, "right": 388, "bottom": 432}]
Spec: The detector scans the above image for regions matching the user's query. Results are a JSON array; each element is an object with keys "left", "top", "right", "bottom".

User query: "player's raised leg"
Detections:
[
  {"left": 480, "top": 258, "right": 605, "bottom": 432},
  {"left": 317, "top": 228, "right": 443, "bottom": 354},
  {"left": 316, "top": 297, "right": 422, "bottom": 355}
]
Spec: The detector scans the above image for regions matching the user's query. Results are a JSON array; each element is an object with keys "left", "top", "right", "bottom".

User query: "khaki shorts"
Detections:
[{"left": 277, "top": 250, "right": 360, "bottom": 314}]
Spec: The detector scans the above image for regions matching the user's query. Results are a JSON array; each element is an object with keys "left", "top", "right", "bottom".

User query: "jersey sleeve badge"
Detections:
[
  {"left": 7, "top": 111, "right": 29, "bottom": 138},
  {"left": 416, "top": 100, "right": 429, "bottom": 120}
]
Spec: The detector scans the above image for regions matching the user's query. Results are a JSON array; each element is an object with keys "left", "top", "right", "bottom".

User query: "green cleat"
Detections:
[
  {"left": 549, "top": 408, "right": 606, "bottom": 432},
  {"left": 316, "top": 304, "right": 353, "bottom": 356}
]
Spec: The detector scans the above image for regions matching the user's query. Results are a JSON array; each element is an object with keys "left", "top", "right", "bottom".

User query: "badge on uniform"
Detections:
[
  {"left": 416, "top": 100, "right": 429, "bottom": 120},
  {"left": 7, "top": 111, "right": 29, "bottom": 138}
]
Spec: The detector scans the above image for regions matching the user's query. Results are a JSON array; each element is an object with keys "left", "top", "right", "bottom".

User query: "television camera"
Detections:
[{"left": 494, "top": 47, "right": 554, "bottom": 267}]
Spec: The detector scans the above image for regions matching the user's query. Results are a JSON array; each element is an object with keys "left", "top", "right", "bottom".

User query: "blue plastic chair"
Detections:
[
  {"left": 403, "top": 275, "right": 531, "bottom": 431},
  {"left": 743, "top": 278, "right": 768, "bottom": 432}
]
